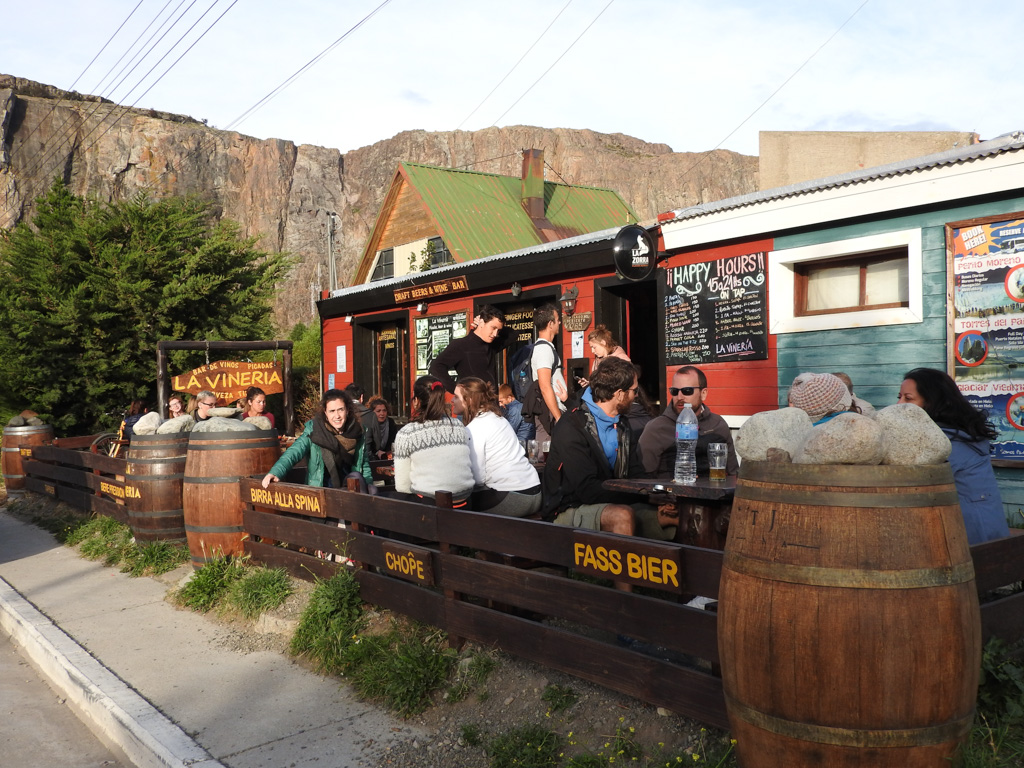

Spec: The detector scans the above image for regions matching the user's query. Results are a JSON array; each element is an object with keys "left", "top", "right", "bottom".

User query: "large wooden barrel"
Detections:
[
  {"left": 2, "top": 424, "right": 55, "bottom": 499},
  {"left": 719, "top": 462, "right": 980, "bottom": 768},
  {"left": 125, "top": 434, "right": 188, "bottom": 543},
  {"left": 182, "top": 430, "right": 279, "bottom": 568}
]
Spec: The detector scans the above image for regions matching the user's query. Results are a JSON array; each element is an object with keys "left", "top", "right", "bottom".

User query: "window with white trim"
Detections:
[
  {"left": 769, "top": 229, "right": 923, "bottom": 333},
  {"left": 371, "top": 248, "right": 394, "bottom": 281}
]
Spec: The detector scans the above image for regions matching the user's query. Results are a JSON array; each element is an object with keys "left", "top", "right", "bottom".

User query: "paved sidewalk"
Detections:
[{"left": 0, "top": 510, "right": 422, "bottom": 768}]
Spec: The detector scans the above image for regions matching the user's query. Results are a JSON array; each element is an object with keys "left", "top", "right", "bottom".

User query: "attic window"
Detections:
[
  {"left": 371, "top": 248, "right": 394, "bottom": 281},
  {"left": 427, "top": 237, "right": 454, "bottom": 269}
]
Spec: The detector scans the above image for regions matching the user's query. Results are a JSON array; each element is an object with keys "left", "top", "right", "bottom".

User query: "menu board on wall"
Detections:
[
  {"left": 951, "top": 217, "right": 1024, "bottom": 461},
  {"left": 414, "top": 311, "right": 468, "bottom": 378},
  {"left": 665, "top": 252, "right": 768, "bottom": 365}
]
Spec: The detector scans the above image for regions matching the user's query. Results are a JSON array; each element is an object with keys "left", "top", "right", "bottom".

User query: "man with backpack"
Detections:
[{"left": 525, "top": 303, "right": 567, "bottom": 444}]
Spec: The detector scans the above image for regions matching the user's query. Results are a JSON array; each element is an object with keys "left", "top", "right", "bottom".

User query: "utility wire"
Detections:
[
  {"left": 675, "top": 0, "right": 871, "bottom": 198},
  {"left": 456, "top": 0, "right": 574, "bottom": 131},
  {"left": 20, "top": 0, "right": 208, "bottom": 184},
  {"left": 491, "top": 0, "right": 615, "bottom": 127},
  {"left": 224, "top": 0, "right": 394, "bottom": 132}
]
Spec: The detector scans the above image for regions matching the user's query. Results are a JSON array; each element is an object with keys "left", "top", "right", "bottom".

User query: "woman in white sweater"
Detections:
[
  {"left": 392, "top": 375, "right": 475, "bottom": 505},
  {"left": 453, "top": 377, "right": 542, "bottom": 517}
]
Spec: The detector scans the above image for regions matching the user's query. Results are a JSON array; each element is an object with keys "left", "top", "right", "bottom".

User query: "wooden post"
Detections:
[
  {"left": 434, "top": 490, "right": 465, "bottom": 649},
  {"left": 282, "top": 346, "right": 294, "bottom": 436}
]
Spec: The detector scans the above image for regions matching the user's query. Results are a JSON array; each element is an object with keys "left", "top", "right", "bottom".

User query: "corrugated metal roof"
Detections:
[
  {"left": 401, "top": 162, "right": 638, "bottom": 260},
  {"left": 660, "top": 131, "right": 1024, "bottom": 224},
  {"left": 327, "top": 226, "right": 622, "bottom": 301}
]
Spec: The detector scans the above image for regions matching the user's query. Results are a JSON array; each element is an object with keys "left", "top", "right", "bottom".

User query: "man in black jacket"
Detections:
[
  {"left": 541, "top": 357, "right": 674, "bottom": 541},
  {"left": 429, "top": 305, "right": 505, "bottom": 392}
]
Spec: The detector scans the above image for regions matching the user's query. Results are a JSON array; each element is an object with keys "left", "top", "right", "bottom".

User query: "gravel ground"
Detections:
[{"left": 2, "top": 488, "right": 729, "bottom": 767}]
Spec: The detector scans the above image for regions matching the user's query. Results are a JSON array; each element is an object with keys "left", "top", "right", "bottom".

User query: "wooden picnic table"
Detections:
[{"left": 602, "top": 476, "right": 736, "bottom": 549}]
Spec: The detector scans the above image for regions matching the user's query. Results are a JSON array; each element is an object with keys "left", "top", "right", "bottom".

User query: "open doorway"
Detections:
[{"left": 594, "top": 276, "right": 661, "bottom": 403}]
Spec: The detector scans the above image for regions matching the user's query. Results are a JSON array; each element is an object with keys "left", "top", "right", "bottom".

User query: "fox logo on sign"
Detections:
[{"left": 613, "top": 225, "right": 656, "bottom": 281}]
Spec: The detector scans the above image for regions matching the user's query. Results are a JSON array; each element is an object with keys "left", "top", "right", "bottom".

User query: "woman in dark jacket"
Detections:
[
  {"left": 898, "top": 367, "right": 1011, "bottom": 545},
  {"left": 365, "top": 396, "right": 397, "bottom": 459}
]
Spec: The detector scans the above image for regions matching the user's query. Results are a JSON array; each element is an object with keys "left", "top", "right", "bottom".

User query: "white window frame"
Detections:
[{"left": 768, "top": 229, "right": 923, "bottom": 334}]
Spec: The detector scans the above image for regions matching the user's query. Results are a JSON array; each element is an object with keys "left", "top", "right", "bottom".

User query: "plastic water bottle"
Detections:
[{"left": 674, "top": 402, "right": 698, "bottom": 485}]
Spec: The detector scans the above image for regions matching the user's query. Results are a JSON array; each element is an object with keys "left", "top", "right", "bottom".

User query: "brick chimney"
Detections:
[{"left": 521, "top": 149, "right": 559, "bottom": 242}]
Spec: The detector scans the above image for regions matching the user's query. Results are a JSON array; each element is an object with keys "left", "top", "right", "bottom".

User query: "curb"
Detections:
[{"left": 0, "top": 576, "right": 224, "bottom": 768}]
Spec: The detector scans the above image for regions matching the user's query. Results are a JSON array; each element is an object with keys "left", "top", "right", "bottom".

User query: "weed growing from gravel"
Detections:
[
  {"left": 446, "top": 649, "right": 497, "bottom": 703},
  {"left": 290, "top": 570, "right": 366, "bottom": 675},
  {"left": 488, "top": 723, "right": 562, "bottom": 768},
  {"left": 176, "top": 555, "right": 247, "bottom": 612},
  {"left": 541, "top": 683, "right": 578, "bottom": 714},
  {"left": 228, "top": 567, "right": 293, "bottom": 618},
  {"left": 346, "top": 622, "right": 456, "bottom": 717},
  {"left": 120, "top": 540, "right": 190, "bottom": 576}
]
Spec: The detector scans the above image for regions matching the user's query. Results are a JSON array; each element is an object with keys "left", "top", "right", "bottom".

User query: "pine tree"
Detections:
[{"left": 0, "top": 180, "right": 291, "bottom": 434}]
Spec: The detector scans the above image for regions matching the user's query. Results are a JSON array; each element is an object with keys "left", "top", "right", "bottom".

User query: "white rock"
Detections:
[
  {"left": 210, "top": 406, "right": 243, "bottom": 418},
  {"left": 191, "top": 416, "right": 257, "bottom": 433},
  {"left": 875, "top": 403, "right": 951, "bottom": 465},
  {"left": 735, "top": 407, "right": 813, "bottom": 462},
  {"left": 794, "top": 412, "right": 885, "bottom": 465},
  {"left": 156, "top": 414, "right": 195, "bottom": 434},
  {"left": 131, "top": 411, "right": 163, "bottom": 435},
  {"left": 244, "top": 415, "right": 273, "bottom": 431}
]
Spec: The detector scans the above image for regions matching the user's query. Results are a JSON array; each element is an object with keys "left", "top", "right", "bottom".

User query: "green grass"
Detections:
[
  {"left": 227, "top": 567, "right": 293, "bottom": 618},
  {"left": 541, "top": 683, "right": 578, "bottom": 714},
  {"left": 61, "top": 514, "right": 188, "bottom": 576},
  {"left": 175, "top": 555, "right": 247, "bottom": 612},
  {"left": 290, "top": 570, "right": 366, "bottom": 675},
  {"left": 488, "top": 724, "right": 563, "bottom": 768},
  {"left": 446, "top": 649, "right": 496, "bottom": 703}
]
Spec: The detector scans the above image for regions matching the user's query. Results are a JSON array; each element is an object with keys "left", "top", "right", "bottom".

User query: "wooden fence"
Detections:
[{"left": 19, "top": 446, "right": 1024, "bottom": 729}]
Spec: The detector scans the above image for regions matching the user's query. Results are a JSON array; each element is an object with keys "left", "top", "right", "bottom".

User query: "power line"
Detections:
[
  {"left": 224, "top": 0, "right": 394, "bottom": 132},
  {"left": 491, "top": 0, "right": 615, "bottom": 127},
  {"left": 675, "top": 0, "right": 872, "bottom": 196},
  {"left": 455, "top": 0, "right": 574, "bottom": 131}
]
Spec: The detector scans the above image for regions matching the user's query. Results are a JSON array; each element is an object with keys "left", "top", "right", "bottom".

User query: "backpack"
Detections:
[{"left": 509, "top": 341, "right": 539, "bottom": 400}]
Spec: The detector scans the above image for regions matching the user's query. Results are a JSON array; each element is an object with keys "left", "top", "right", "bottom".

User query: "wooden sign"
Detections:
[
  {"left": 562, "top": 311, "right": 592, "bottom": 332},
  {"left": 572, "top": 531, "right": 683, "bottom": 591},
  {"left": 246, "top": 483, "right": 327, "bottom": 519},
  {"left": 380, "top": 541, "right": 435, "bottom": 585},
  {"left": 394, "top": 275, "right": 468, "bottom": 304},
  {"left": 171, "top": 360, "right": 284, "bottom": 401}
]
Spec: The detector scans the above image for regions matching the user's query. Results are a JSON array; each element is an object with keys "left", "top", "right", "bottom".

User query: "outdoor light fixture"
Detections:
[
  {"left": 511, "top": 282, "right": 522, "bottom": 297},
  {"left": 558, "top": 285, "right": 579, "bottom": 317},
  {"left": 416, "top": 302, "right": 428, "bottom": 313},
  {"left": 344, "top": 315, "right": 353, "bottom": 323}
]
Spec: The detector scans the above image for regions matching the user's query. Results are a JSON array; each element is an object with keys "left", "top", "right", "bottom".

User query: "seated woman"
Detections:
[
  {"left": 261, "top": 388, "right": 371, "bottom": 491},
  {"left": 122, "top": 399, "right": 147, "bottom": 439},
  {"left": 454, "top": 377, "right": 542, "bottom": 517},
  {"left": 787, "top": 372, "right": 858, "bottom": 425},
  {"left": 899, "top": 368, "right": 1011, "bottom": 545},
  {"left": 365, "top": 396, "right": 397, "bottom": 459},
  {"left": 167, "top": 393, "right": 186, "bottom": 420},
  {"left": 241, "top": 386, "right": 275, "bottom": 428},
  {"left": 392, "top": 376, "right": 475, "bottom": 505}
]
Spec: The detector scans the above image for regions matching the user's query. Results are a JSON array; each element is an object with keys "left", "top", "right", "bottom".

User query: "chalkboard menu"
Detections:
[{"left": 665, "top": 252, "right": 768, "bottom": 365}]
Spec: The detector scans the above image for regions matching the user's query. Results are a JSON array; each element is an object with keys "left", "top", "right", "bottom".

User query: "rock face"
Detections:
[{"left": 0, "top": 75, "right": 759, "bottom": 330}]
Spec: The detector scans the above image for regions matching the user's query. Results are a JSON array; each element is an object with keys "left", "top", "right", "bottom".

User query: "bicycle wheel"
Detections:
[{"left": 91, "top": 433, "right": 120, "bottom": 457}]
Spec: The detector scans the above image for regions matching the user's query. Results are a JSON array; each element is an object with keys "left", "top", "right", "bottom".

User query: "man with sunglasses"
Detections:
[{"left": 637, "top": 366, "right": 737, "bottom": 478}]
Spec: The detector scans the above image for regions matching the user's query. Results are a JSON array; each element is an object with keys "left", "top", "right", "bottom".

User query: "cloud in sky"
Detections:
[{"left": 2, "top": 0, "right": 1021, "bottom": 157}]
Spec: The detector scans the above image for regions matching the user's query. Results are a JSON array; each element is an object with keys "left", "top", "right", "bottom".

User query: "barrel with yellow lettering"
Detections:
[
  {"left": 182, "top": 430, "right": 279, "bottom": 568},
  {"left": 125, "top": 433, "right": 188, "bottom": 543},
  {"left": 2, "top": 423, "right": 54, "bottom": 499},
  {"left": 718, "top": 462, "right": 980, "bottom": 768}
]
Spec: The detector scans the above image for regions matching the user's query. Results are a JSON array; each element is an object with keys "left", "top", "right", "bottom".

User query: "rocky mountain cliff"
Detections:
[{"left": 1, "top": 75, "right": 758, "bottom": 330}]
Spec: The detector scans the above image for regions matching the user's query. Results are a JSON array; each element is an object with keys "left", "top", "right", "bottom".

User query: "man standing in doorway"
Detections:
[
  {"left": 429, "top": 305, "right": 505, "bottom": 392},
  {"left": 528, "top": 303, "right": 566, "bottom": 444}
]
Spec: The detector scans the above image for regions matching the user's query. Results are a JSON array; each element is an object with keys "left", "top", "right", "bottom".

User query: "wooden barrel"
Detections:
[
  {"left": 182, "top": 430, "right": 279, "bottom": 568},
  {"left": 125, "top": 434, "right": 188, "bottom": 543},
  {"left": 719, "top": 462, "right": 980, "bottom": 768},
  {"left": 2, "top": 424, "right": 55, "bottom": 499}
]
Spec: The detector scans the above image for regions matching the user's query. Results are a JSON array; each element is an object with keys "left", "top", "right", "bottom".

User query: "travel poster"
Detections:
[
  {"left": 414, "top": 311, "right": 467, "bottom": 378},
  {"left": 951, "top": 216, "right": 1024, "bottom": 460}
]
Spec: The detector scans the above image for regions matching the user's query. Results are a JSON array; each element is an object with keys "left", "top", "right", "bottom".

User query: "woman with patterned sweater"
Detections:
[{"left": 392, "top": 375, "right": 475, "bottom": 505}]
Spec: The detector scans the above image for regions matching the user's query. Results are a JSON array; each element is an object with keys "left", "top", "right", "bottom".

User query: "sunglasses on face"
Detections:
[{"left": 669, "top": 387, "right": 698, "bottom": 396}]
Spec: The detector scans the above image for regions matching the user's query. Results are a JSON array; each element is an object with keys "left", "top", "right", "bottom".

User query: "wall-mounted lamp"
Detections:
[
  {"left": 344, "top": 315, "right": 353, "bottom": 323},
  {"left": 511, "top": 282, "right": 522, "bottom": 298},
  {"left": 416, "top": 302, "right": 428, "bottom": 314},
  {"left": 558, "top": 285, "right": 579, "bottom": 317}
]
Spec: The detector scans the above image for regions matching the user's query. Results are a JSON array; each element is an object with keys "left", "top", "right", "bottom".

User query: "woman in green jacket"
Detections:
[{"left": 261, "top": 389, "right": 372, "bottom": 491}]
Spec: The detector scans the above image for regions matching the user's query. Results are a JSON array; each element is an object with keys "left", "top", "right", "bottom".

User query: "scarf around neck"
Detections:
[{"left": 310, "top": 413, "right": 362, "bottom": 487}]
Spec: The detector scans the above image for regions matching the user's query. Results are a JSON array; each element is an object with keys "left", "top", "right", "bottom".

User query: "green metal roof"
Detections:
[{"left": 400, "top": 161, "right": 639, "bottom": 262}]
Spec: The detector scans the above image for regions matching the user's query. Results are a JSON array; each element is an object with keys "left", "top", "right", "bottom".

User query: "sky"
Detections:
[{"left": 3, "top": 0, "right": 1021, "bottom": 158}]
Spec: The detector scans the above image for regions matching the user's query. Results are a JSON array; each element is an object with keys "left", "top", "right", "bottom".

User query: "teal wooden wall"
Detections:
[{"left": 774, "top": 194, "right": 1024, "bottom": 523}]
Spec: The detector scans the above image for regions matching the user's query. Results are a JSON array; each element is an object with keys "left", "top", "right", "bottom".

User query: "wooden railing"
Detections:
[{"left": 20, "top": 451, "right": 1024, "bottom": 729}]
